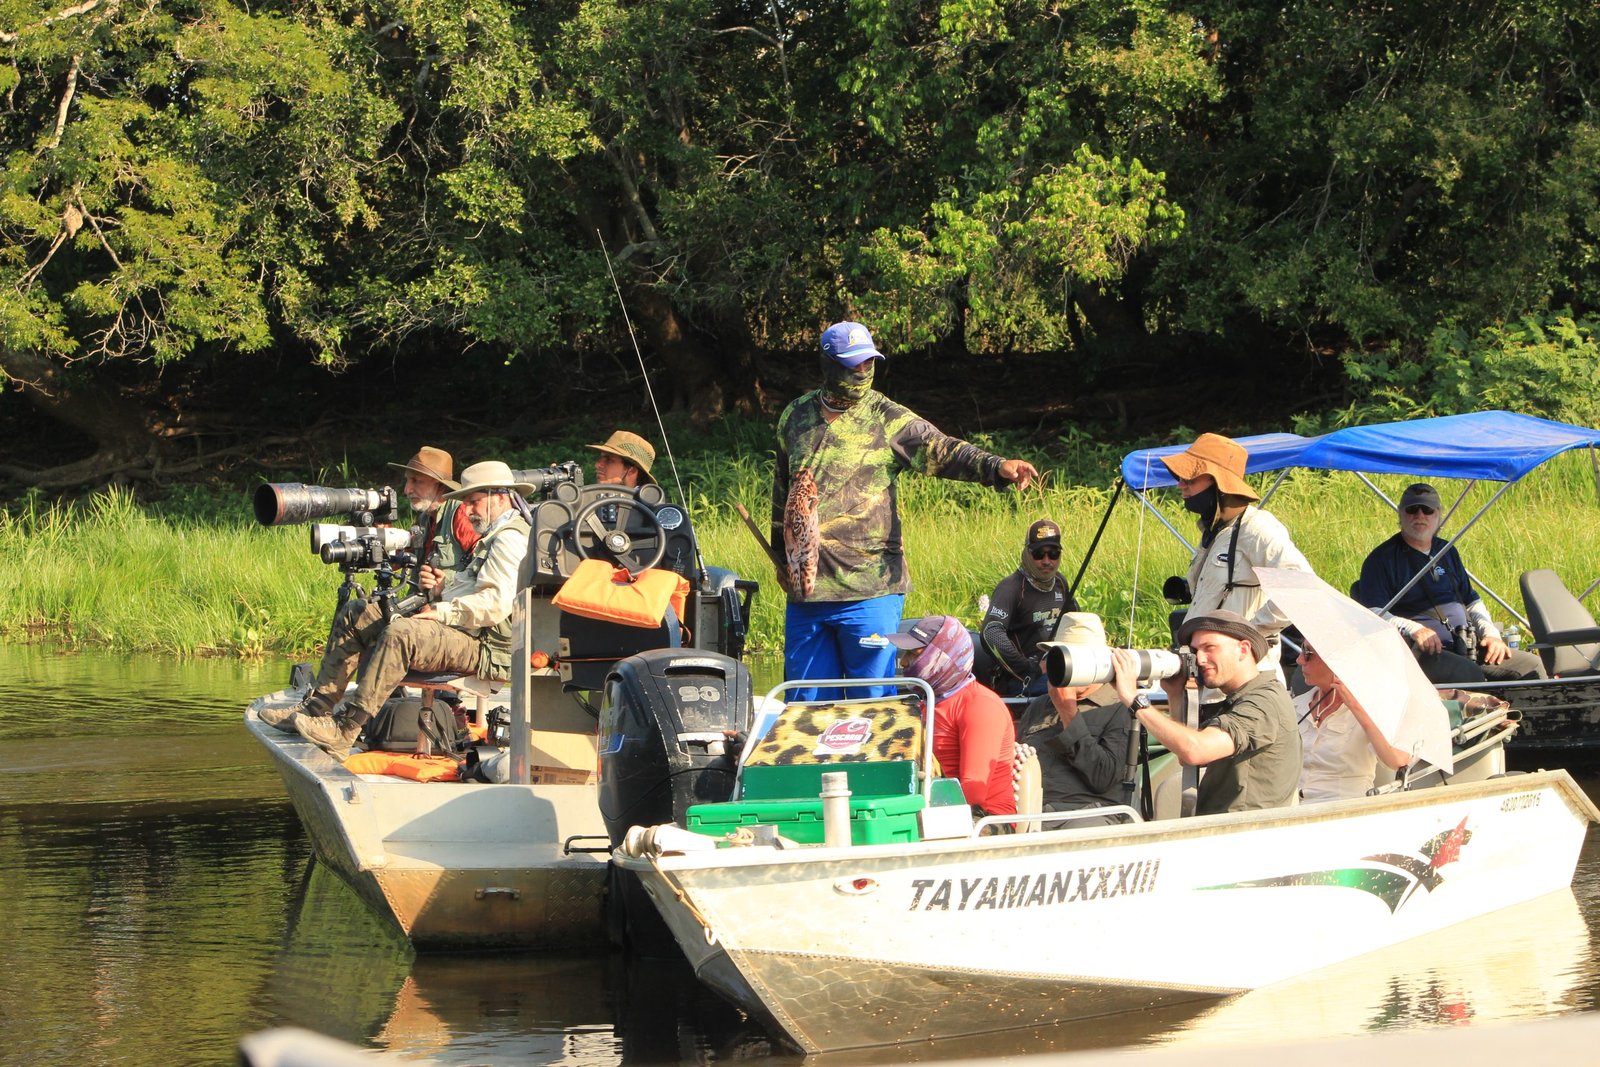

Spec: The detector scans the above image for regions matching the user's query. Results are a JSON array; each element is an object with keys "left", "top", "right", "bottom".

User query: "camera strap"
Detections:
[{"left": 1210, "top": 514, "right": 1249, "bottom": 609}]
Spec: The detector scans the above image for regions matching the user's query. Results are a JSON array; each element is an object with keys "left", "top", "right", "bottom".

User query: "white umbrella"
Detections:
[{"left": 1255, "top": 567, "right": 1453, "bottom": 773}]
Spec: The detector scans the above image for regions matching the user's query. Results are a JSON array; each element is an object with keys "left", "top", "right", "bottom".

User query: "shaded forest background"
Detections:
[{"left": 3, "top": 0, "right": 1599, "bottom": 495}]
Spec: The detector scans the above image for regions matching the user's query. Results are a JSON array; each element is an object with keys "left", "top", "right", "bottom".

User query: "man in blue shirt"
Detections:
[{"left": 1356, "top": 483, "right": 1545, "bottom": 684}]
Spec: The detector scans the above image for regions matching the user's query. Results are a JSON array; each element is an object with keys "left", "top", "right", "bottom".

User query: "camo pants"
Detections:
[{"left": 305, "top": 598, "right": 480, "bottom": 724}]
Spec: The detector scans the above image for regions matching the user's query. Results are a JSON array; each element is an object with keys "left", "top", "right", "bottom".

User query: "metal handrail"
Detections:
[{"left": 972, "top": 805, "right": 1143, "bottom": 835}]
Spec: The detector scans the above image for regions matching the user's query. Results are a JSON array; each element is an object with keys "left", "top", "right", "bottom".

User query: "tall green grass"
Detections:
[
  {"left": 0, "top": 488, "right": 329, "bottom": 656},
  {"left": 4, "top": 444, "right": 1598, "bottom": 657}
]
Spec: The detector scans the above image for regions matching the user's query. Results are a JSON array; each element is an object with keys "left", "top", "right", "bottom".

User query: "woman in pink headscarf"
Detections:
[{"left": 888, "top": 615, "right": 1017, "bottom": 816}]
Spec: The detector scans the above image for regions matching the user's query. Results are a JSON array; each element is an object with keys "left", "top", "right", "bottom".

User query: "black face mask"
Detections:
[
  {"left": 1184, "top": 485, "right": 1220, "bottom": 530},
  {"left": 820, "top": 355, "right": 874, "bottom": 410}
]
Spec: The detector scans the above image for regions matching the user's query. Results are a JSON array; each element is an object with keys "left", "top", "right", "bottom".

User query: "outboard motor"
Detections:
[{"left": 597, "top": 648, "right": 750, "bottom": 955}]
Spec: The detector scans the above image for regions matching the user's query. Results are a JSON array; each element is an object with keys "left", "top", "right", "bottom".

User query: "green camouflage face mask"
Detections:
[{"left": 820, "top": 355, "right": 875, "bottom": 410}]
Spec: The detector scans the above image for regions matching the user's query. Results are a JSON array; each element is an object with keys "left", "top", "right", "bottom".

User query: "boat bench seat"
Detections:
[
  {"left": 1519, "top": 569, "right": 1600, "bottom": 677},
  {"left": 400, "top": 671, "right": 503, "bottom": 739}
]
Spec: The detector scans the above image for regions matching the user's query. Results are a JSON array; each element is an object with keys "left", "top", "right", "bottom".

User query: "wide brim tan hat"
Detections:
[
  {"left": 1038, "top": 611, "right": 1107, "bottom": 652},
  {"left": 1158, "top": 432, "right": 1259, "bottom": 501},
  {"left": 441, "top": 460, "right": 535, "bottom": 499},
  {"left": 586, "top": 430, "right": 656, "bottom": 485},
  {"left": 387, "top": 446, "right": 459, "bottom": 491}
]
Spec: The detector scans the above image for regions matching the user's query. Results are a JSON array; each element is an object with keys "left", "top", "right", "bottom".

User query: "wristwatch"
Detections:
[{"left": 1129, "top": 694, "right": 1152, "bottom": 713}]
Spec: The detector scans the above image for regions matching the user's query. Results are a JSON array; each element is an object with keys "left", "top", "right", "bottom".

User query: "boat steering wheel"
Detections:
[{"left": 571, "top": 495, "right": 667, "bottom": 572}]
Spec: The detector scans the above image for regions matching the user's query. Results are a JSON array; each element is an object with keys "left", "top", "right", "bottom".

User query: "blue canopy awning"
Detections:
[{"left": 1120, "top": 411, "right": 1600, "bottom": 491}]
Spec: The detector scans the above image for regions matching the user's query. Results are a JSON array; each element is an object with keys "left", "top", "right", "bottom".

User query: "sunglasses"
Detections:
[
  {"left": 1299, "top": 647, "right": 1319, "bottom": 661},
  {"left": 1404, "top": 504, "right": 1436, "bottom": 516},
  {"left": 1030, "top": 547, "right": 1061, "bottom": 561}
]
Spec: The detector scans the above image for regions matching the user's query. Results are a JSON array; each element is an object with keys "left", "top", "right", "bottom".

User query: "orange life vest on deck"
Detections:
[{"left": 342, "top": 751, "right": 462, "bottom": 782}]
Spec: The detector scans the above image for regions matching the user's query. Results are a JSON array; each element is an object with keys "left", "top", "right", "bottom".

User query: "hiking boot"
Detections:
[
  {"left": 259, "top": 695, "right": 330, "bottom": 733},
  {"left": 293, "top": 712, "right": 363, "bottom": 759}
]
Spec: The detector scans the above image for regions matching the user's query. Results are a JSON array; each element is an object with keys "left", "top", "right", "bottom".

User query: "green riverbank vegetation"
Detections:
[{"left": 4, "top": 423, "right": 1598, "bottom": 660}]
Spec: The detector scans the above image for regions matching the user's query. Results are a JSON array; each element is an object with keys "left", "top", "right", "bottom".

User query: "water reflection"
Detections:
[
  {"left": 2, "top": 645, "right": 1599, "bottom": 1067},
  {"left": 271, "top": 862, "right": 776, "bottom": 1065},
  {"left": 1164, "top": 887, "right": 1590, "bottom": 1045}
]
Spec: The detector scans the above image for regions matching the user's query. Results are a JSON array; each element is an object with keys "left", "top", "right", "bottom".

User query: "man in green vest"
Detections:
[
  {"left": 392, "top": 445, "right": 477, "bottom": 577},
  {"left": 286, "top": 461, "right": 533, "bottom": 758},
  {"left": 261, "top": 444, "right": 475, "bottom": 732}
]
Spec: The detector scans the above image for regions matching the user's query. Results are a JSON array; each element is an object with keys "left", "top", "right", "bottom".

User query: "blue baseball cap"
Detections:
[{"left": 819, "top": 321, "right": 884, "bottom": 368}]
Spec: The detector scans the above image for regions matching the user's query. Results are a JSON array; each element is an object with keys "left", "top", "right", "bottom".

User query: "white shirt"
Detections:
[
  {"left": 1295, "top": 689, "right": 1378, "bottom": 802},
  {"left": 1187, "top": 506, "right": 1313, "bottom": 638}
]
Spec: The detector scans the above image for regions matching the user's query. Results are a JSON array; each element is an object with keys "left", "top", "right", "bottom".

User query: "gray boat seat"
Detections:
[
  {"left": 1518, "top": 569, "right": 1600, "bottom": 677},
  {"left": 401, "top": 671, "right": 503, "bottom": 729}
]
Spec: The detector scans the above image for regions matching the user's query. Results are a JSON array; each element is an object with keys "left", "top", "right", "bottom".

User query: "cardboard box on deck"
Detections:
[{"left": 528, "top": 726, "right": 598, "bottom": 776}]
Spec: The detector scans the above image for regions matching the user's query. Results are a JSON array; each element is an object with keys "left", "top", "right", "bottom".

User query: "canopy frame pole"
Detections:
[
  {"left": 1355, "top": 472, "right": 1529, "bottom": 624},
  {"left": 1131, "top": 488, "right": 1196, "bottom": 554},
  {"left": 1258, "top": 468, "right": 1292, "bottom": 507},
  {"left": 1066, "top": 479, "right": 1125, "bottom": 602}
]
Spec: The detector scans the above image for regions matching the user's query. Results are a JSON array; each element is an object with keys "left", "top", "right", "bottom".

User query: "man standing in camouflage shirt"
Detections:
[{"left": 772, "top": 321, "right": 1038, "bottom": 700}]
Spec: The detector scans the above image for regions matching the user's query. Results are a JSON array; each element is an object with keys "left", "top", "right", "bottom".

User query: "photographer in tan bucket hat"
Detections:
[
  {"left": 1159, "top": 433, "right": 1313, "bottom": 680},
  {"left": 1013, "top": 612, "right": 1134, "bottom": 822},
  {"left": 587, "top": 430, "right": 656, "bottom": 487}
]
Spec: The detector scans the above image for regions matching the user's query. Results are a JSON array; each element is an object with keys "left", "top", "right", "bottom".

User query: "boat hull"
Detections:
[
  {"left": 249, "top": 692, "right": 608, "bottom": 950},
  {"left": 1477, "top": 676, "right": 1600, "bottom": 758},
  {"left": 620, "top": 770, "right": 1597, "bottom": 1053}
]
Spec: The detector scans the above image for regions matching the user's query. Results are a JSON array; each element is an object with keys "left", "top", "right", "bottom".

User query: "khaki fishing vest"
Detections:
[{"left": 459, "top": 513, "right": 530, "bottom": 680}]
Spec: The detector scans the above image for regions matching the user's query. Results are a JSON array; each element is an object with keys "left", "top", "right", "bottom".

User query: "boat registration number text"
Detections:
[{"left": 907, "top": 860, "right": 1160, "bottom": 912}]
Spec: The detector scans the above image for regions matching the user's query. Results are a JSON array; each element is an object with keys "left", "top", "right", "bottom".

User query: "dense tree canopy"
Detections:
[{"left": 1, "top": 0, "right": 1596, "bottom": 487}]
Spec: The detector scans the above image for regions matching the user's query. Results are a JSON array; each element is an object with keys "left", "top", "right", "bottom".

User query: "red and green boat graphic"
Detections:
[{"left": 1203, "top": 818, "right": 1472, "bottom": 913}]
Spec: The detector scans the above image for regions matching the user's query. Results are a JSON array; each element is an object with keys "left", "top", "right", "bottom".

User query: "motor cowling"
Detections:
[
  {"left": 597, "top": 648, "right": 750, "bottom": 958},
  {"left": 597, "top": 648, "right": 749, "bottom": 848}
]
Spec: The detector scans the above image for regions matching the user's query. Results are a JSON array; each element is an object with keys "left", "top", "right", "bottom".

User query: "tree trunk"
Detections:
[
  {"left": 0, "top": 347, "right": 161, "bottom": 488},
  {"left": 627, "top": 286, "right": 724, "bottom": 424}
]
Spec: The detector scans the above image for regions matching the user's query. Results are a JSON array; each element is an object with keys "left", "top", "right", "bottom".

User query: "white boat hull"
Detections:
[
  {"left": 618, "top": 770, "right": 1597, "bottom": 1053},
  {"left": 248, "top": 691, "right": 608, "bottom": 949}
]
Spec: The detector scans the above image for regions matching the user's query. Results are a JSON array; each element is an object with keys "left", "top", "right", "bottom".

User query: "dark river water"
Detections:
[{"left": 3, "top": 644, "right": 1600, "bottom": 1066}]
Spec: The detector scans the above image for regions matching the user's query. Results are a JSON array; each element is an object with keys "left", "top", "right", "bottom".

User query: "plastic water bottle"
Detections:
[{"left": 1505, "top": 624, "right": 1522, "bottom": 650}]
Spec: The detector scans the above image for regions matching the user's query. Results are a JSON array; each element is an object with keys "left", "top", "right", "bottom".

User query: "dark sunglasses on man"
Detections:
[
  {"left": 1404, "top": 504, "right": 1435, "bottom": 517},
  {"left": 1030, "top": 546, "right": 1061, "bottom": 561}
]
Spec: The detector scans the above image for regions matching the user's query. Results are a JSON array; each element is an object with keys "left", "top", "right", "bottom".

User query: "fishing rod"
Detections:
[{"left": 596, "top": 231, "right": 707, "bottom": 581}]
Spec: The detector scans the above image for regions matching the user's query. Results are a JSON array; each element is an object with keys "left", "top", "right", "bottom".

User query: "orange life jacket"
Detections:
[
  {"left": 551, "top": 559, "right": 689, "bottom": 628},
  {"left": 342, "top": 751, "right": 462, "bottom": 782}
]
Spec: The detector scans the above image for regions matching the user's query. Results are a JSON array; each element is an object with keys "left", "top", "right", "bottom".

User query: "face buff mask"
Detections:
[
  {"left": 1184, "top": 484, "right": 1222, "bottom": 544},
  {"left": 820, "top": 354, "right": 874, "bottom": 412}
]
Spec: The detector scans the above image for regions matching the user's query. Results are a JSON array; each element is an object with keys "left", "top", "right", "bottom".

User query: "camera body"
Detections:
[
  {"left": 1041, "top": 643, "right": 1196, "bottom": 689},
  {"left": 318, "top": 526, "right": 418, "bottom": 568},
  {"left": 485, "top": 706, "right": 511, "bottom": 747}
]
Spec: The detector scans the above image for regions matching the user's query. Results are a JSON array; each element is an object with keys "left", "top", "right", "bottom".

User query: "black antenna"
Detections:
[{"left": 597, "top": 232, "right": 705, "bottom": 578}]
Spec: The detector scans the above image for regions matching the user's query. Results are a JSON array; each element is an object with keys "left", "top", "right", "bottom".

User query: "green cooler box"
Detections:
[{"left": 686, "top": 760, "right": 925, "bottom": 845}]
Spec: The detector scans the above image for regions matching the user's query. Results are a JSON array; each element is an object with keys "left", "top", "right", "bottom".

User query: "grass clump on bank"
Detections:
[
  {"left": 3, "top": 431, "right": 1598, "bottom": 658},
  {"left": 0, "top": 488, "right": 329, "bottom": 657}
]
